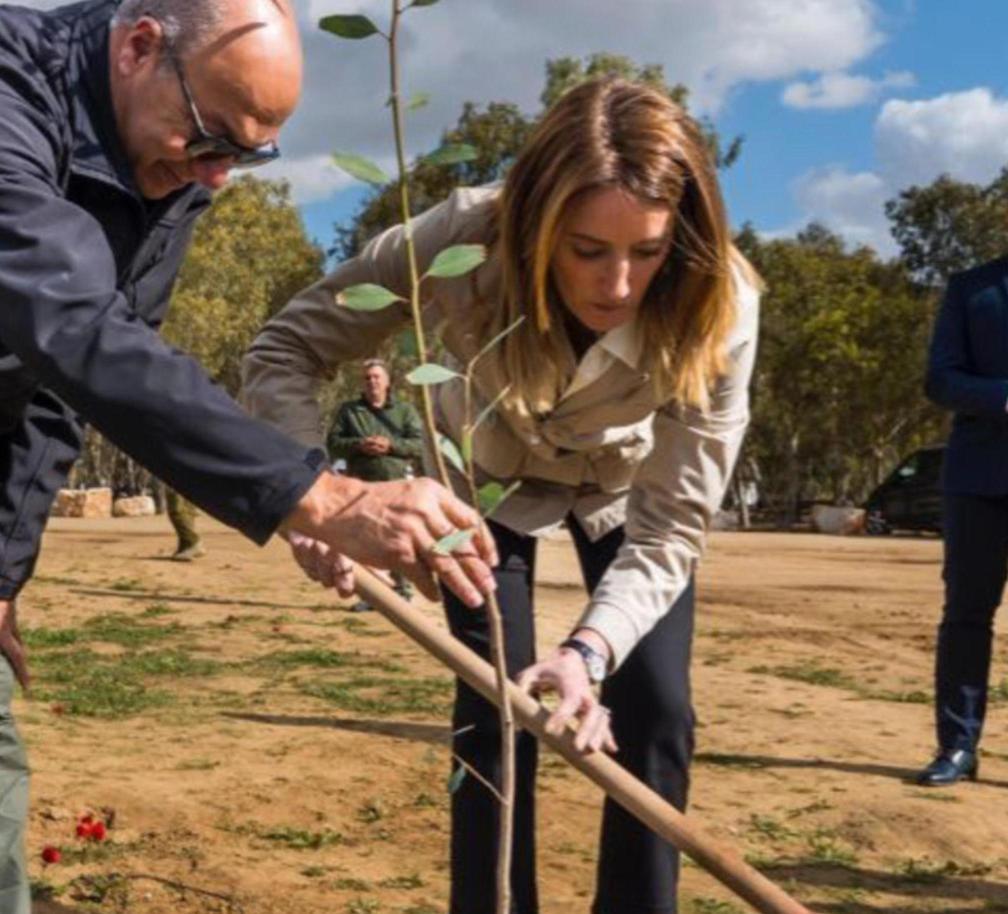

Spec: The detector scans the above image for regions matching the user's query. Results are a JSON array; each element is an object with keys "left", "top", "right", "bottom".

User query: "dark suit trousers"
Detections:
[
  {"left": 444, "top": 517, "right": 696, "bottom": 914},
  {"left": 935, "top": 493, "right": 1008, "bottom": 750}
]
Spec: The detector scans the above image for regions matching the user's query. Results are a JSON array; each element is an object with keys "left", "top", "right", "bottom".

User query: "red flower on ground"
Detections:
[
  {"left": 76, "top": 813, "right": 106, "bottom": 841},
  {"left": 41, "top": 845, "right": 61, "bottom": 865}
]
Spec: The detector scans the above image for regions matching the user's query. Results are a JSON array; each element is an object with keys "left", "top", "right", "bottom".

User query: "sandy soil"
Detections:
[{"left": 18, "top": 516, "right": 1008, "bottom": 913}]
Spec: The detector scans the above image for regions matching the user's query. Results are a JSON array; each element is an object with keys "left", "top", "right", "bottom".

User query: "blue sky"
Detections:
[{"left": 273, "top": 0, "right": 1008, "bottom": 262}]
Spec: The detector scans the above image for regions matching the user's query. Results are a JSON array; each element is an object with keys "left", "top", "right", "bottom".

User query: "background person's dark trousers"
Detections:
[
  {"left": 443, "top": 517, "right": 696, "bottom": 914},
  {"left": 935, "top": 493, "right": 1008, "bottom": 751}
]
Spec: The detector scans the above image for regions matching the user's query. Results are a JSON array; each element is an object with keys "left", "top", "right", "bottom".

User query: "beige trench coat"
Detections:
[{"left": 241, "top": 186, "right": 760, "bottom": 670}]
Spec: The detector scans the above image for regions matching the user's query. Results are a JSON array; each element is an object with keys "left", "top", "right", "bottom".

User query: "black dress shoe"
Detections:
[{"left": 915, "top": 748, "right": 978, "bottom": 786}]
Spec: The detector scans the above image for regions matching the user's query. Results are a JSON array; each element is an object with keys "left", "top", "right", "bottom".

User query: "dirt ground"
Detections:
[{"left": 17, "top": 515, "right": 1008, "bottom": 913}]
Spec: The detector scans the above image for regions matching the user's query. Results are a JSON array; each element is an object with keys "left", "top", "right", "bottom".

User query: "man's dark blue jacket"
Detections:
[
  {"left": 0, "top": 0, "right": 325, "bottom": 598},
  {"left": 925, "top": 256, "right": 1008, "bottom": 496}
]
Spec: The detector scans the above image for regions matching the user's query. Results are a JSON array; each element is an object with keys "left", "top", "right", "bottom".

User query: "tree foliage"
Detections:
[
  {"left": 885, "top": 168, "right": 1008, "bottom": 287},
  {"left": 163, "top": 176, "right": 324, "bottom": 395},
  {"left": 736, "top": 224, "right": 945, "bottom": 520}
]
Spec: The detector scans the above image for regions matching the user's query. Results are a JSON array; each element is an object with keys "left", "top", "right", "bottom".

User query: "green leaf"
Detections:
[
  {"left": 461, "top": 430, "right": 473, "bottom": 464},
  {"left": 332, "top": 152, "right": 389, "bottom": 187},
  {"left": 407, "top": 92, "right": 431, "bottom": 112},
  {"left": 424, "top": 143, "right": 478, "bottom": 167},
  {"left": 447, "top": 764, "right": 466, "bottom": 794},
  {"left": 406, "top": 363, "right": 461, "bottom": 386},
  {"left": 340, "top": 283, "right": 402, "bottom": 311},
  {"left": 425, "top": 244, "right": 487, "bottom": 279},
  {"left": 432, "top": 528, "right": 476, "bottom": 556},
  {"left": 396, "top": 327, "right": 419, "bottom": 359},
  {"left": 319, "top": 14, "right": 380, "bottom": 39},
  {"left": 477, "top": 480, "right": 521, "bottom": 518},
  {"left": 438, "top": 435, "right": 465, "bottom": 474},
  {"left": 413, "top": 0, "right": 440, "bottom": 6}
]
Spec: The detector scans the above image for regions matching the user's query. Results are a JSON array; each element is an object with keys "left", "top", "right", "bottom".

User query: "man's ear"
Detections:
[{"left": 113, "top": 16, "right": 166, "bottom": 78}]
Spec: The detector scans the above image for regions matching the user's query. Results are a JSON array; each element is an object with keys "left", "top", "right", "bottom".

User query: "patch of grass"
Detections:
[
  {"left": 141, "top": 602, "right": 178, "bottom": 617},
  {"left": 896, "top": 857, "right": 993, "bottom": 883},
  {"left": 358, "top": 799, "right": 385, "bottom": 824},
  {"left": 865, "top": 688, "right": 930, "bottom": 704},
  {"left": 81, "top": 612, "right": 183, "bottom": 647},
  {"left": 747, "top": 814, "right": 798, "bottom": 842},
  {"left": 748, "top": 662, "right": 858, "bottom": 690},
  {"left": 259, "top": 825, "right": 344, "bottom": 850},
  {"left": 346, "top": 898, "right": 380, "bottom": 914},
  {"left": 301, "top": 865, "right": 329, "bottom": 878},
  {"left": 333, "top": 877, "right": 371, "bottom": 891},
  {"left": 260, "top": 649, "right": 402, "bottom": 674},
  {"left": 108, "top": 577, "right": 145, "bottom": 592},
  {"left": 378, "top": 873, "right": 424, "bottom": 889},
  {"left": 786, "top": 800, "right": 833, "bottom": 818},
  {"left": 301, "top": 674, "right": 453, "bottom": 717},
  {"left": 32, "top": 648, "right": 222, "bottom": 717},
  {"left": 803, "top": 829, "right": 858, "bottom": 866},
  {"left": 23, "top": 627, "right": 79, "bottom": 649}
]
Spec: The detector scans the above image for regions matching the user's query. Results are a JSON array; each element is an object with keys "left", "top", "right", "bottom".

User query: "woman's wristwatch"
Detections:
[{"left": 559, "top": 637, "right": 608, "bottom": 684}]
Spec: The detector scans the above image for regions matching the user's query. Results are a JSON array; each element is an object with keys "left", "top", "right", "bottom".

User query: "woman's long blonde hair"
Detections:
[{"left": 487, "top": 78, "right": 750, "bottom": 416}]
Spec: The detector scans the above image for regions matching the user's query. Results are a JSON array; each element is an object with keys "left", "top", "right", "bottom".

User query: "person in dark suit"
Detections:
[{"left": 916, "top": 256, "right": 1008, "bottom": 786}]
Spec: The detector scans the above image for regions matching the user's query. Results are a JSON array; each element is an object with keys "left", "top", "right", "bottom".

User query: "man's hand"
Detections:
[
  {"left": 281, "top": 473, "right": 497, "bottom": 608},
  {"left": 359, "top": 436, "right": 392, "bottom": 456},
  {"left": 287, "top": 531, "right": 356, "bottom": 597},
  {"left": 0, "top": 599, "right": 29, "bottom": 691}
]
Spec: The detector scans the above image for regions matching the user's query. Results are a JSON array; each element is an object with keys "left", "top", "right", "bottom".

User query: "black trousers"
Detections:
[
  {"left": 444, "top": 517, "right": 696, "bottom": 914},
  {"left": 934, "top": 493, "right": 1008, "bottom": 751}
]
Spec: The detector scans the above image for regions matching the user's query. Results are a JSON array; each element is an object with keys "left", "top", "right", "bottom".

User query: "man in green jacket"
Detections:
[{"left": 328, "top": 359, "right": 424, "bottom": 608}]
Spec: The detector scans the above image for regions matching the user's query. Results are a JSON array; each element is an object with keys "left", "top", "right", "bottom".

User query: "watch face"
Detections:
[{"left": 586, "top": 654, "right": 606, "bottom": 683}]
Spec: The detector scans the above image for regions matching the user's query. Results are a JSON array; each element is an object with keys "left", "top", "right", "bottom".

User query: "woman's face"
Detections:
[{"left": 550, "top": 186, "right": 674, "bottom": 334}]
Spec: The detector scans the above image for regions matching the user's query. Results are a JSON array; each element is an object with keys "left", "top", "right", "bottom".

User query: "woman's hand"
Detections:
[{"left": 516, "top": 645, "right": 617, "bottom": 754}]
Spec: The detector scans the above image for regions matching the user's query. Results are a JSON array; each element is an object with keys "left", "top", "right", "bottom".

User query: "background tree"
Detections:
[
  {"left": 71, "top": 177, "right": 324, "bottom": 493},
  {"left": 885, "top": 168, "right": 1008, "bottom": 287},
  {"left": 737, "top": 224, "right": 944, "bottom": 522}
]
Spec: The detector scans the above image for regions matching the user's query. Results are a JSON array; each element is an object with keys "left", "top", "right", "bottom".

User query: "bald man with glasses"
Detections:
[{"left": 0, "top": 1, "right": 495, "bottom": 905}]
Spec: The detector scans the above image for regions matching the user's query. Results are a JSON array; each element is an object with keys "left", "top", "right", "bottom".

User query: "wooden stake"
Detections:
[{"left": 354, "top": 568, "right": 813, "bottom": 914}]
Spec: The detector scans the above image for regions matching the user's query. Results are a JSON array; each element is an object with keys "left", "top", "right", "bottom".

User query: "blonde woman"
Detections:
[{"left": 242, "top": 79, "right": 760, "bottom": 914}]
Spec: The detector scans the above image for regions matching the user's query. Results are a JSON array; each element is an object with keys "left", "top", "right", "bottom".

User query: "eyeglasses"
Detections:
[{"left": 167, "top": 50, "right": 280, "bottom": 169}]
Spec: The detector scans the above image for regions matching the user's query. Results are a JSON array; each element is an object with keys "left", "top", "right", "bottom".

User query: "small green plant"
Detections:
[
  {"left": 259, "top": 825, "right": 344, "bottom": 850},
  {"left": 747, "top": 814, "right": 798, "bottom": 842},
  {"left": 804, "top": 829, "right": 858, "bottom": 866},
  {"left": 346, "top": 898, "right": 381, "bottom": 914},
  {"left": 378, "top": 873, "right": 424, "bottom": 889}
]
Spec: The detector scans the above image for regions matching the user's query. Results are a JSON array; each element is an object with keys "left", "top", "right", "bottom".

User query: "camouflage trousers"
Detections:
[{"left": 165, "top": 489, "right": 200, "bottom": 551}]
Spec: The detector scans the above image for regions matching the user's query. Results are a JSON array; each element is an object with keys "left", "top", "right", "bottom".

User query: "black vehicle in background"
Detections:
[{"left": 864, "top": 445, "right": 945, "bottom": 535}]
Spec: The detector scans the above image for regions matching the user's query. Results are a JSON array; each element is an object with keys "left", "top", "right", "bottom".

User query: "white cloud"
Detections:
[
  {"left": 256, "top": 153, "right": 358, "bottom": 205},
  {"left": 791, "top": 166, "right": 894, "bottom": 254},
  {"left": 876, "top": 88, "right": 1008, "bottom": 187},
  {"left": 775, "top": 85, "right": 1008, "bottom": 257},
  {"left": 781, "top": 70, "right": 915, "bottom": 110}
]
